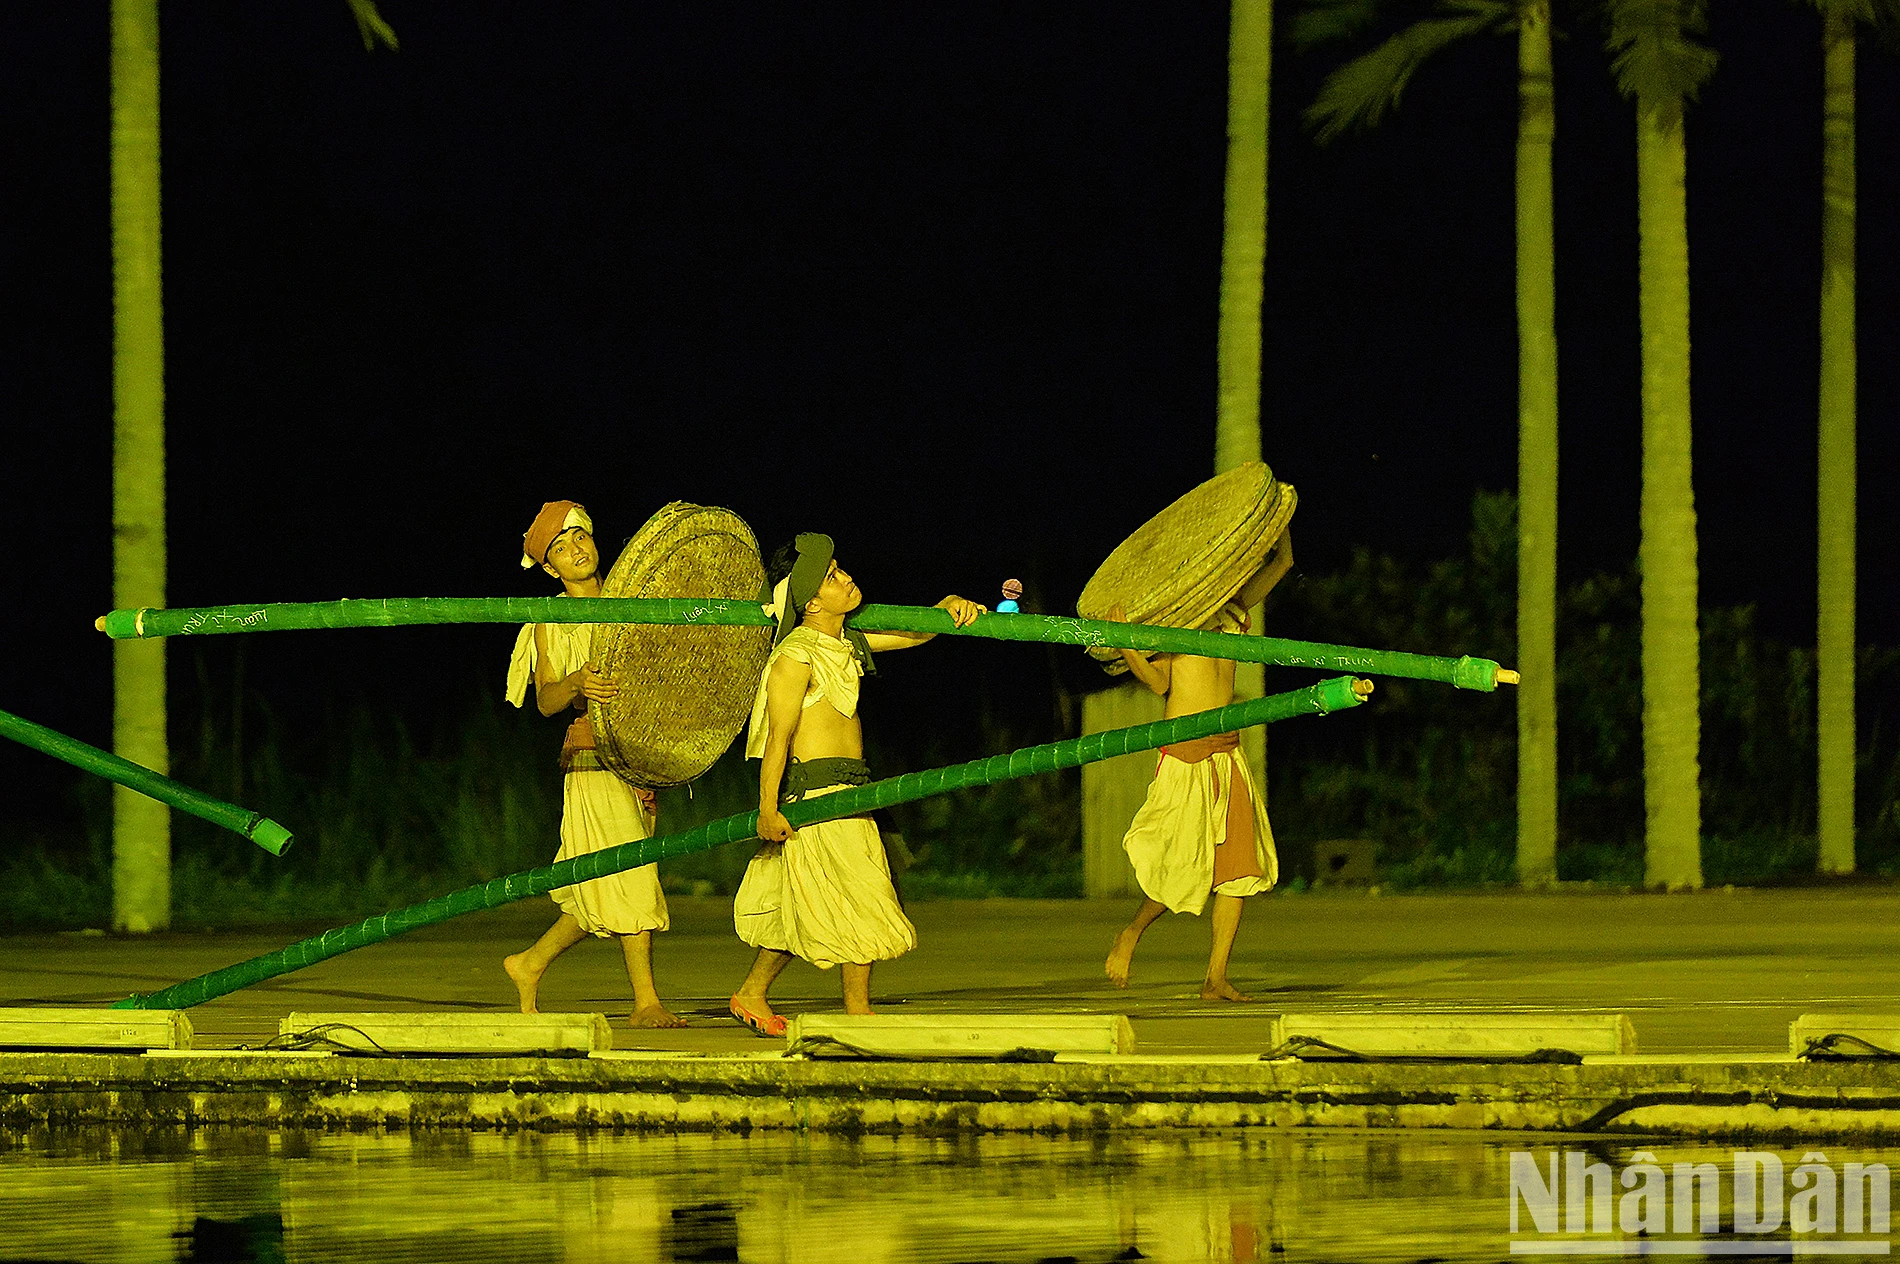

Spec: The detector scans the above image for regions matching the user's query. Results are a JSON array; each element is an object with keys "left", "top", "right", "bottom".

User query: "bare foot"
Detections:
[
  {"left": 502, "top": 952, "right": 542, "bottom": 1015},
  {"left": 1201, "top": 978, "right": 1253, "bottom": 1002},
  {"left": 1105, "top": 928, "right": 1139, "bottom": 988},
  {"left": 630, "top": 1004, "right": 688, "bottom": 1029}
]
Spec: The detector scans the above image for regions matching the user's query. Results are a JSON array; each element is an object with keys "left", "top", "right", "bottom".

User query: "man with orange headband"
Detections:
[
  {"left": 501, "top": 500, "right": 684, "bottom": 1029},
  {"left": 726, "top": 532, "right": 984, "bottom": 1036}
]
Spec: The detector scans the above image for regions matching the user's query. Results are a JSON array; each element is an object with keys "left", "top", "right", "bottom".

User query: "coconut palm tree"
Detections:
[
  {"left": 1294, "top": 0, "right": 1561, "bottom": 887},
  {"left": 108, "top": 0, "right": 397, "bottom": 932},
  {"left": 1814, "top": 0, "right": 1857, "bottom": 876},
  {"left": 1810, "top": 0, "right": 1895, "bottom": 875},
  {"left": 1218, "top": 0, "right": 1275, "bottom": 797},
  {"left": 1086, "top": 1, "right": 1278, "bottom": 894},
  {"left": 111, "top": 0, "right": 169, "bottom": 932},
  {"left": 1604, "top": 0, "right": 1715, "bottom": 890}
]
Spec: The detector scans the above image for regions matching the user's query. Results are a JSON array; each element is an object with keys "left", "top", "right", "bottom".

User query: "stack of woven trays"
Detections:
[
  {"left": 1076, "top": 461, "right": 1296, "bottom": 675},
  {"left": 591, "top": 502, "right": 772, "bottom": 787}
]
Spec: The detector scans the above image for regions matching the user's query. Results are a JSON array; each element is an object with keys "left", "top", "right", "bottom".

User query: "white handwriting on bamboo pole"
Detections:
[{"left": 180, "top": 608, "right": 269, "bottom": 635}]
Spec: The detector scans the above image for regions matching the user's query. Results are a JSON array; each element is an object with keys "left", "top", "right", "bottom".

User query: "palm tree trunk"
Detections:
[
  {"left": 1634, "top": 104, "right": 1702, "bottom": 890},
  {"left": 1218, "top": 0, "right": 1273, "bottom": 798},
  {"left": 111, "top": 0, "right": 171, "bottom": 931},
  {"left": 1816, "top": 10, "right": 1857, "bottom": 875},
  {"left": 1084, "top": 0, "right": 1275, "bottom": 889},
  {"left": 1514, "top": 0, "right": 1559, "bottom": 887},
  {"left": 1218, "top": 0, "right": 1271, "bottom": 470}
]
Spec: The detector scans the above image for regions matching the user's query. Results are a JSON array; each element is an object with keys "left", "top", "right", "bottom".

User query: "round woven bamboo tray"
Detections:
[
  {"left": 591, "top": 503, "right": 772, "bottom": 787},
  {"left": 1077, "top": 461, "right": 1296, "bottom": 673}
]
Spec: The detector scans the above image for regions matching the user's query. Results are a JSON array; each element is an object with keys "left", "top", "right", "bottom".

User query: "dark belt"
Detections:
[{"left": 780, "top": 756, "right": 871, "bottom": 804}]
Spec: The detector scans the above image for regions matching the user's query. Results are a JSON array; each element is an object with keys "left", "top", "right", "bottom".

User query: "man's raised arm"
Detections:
[
  {"left": 861, "top": 594, "right": 987, "bottom": 652},
  {"left": 1105, "top": 605, "right": 1171, "bottom": 697}
]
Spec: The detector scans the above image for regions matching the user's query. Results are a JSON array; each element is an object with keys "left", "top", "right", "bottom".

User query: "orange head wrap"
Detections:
[{"left": 521, "top": 500, "right": 593, "bottom": 569}]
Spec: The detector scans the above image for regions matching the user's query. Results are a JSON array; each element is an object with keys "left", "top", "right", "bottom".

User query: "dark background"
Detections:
[{"left": 4, "top": 1, "right": 1896, "bottom": 819}]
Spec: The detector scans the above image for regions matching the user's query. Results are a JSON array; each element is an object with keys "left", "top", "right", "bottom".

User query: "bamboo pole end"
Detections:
[
  {"left": 94, "top": 616, "right": 107, "bottom": 632},
  {"left": 1495, "top": 668, "right": 1521, "bottom": 686},
  {"left": 1352, "top": 678, "right": 1375, "bottom": 698}
]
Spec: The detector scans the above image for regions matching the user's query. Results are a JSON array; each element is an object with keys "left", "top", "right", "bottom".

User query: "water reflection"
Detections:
[
  {"left": 0, "top": 1127, "right": 1894, "bottom": 1263},
  {"left": 177, "top": 1213, "right": 284, "bottom": 1264}
]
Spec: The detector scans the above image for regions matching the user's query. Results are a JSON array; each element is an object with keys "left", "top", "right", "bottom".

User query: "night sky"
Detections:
[{"left": 3, "top": 2, "right": 1896, "bottom": 791}]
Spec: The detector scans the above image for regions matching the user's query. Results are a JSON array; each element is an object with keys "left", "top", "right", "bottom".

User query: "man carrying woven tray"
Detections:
[
  {"left": 1103, "top": 534, "right": 1294, "bottom": 1000},
  {"left": 501, "top": 500, "right": 685, "bottom": 1029},
  {"left": 728, "top": 532, "right": 984, "bottom": 1035}
]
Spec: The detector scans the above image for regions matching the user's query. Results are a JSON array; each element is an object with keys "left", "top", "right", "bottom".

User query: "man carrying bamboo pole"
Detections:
[
  {"left": 727, "top": 533, "right": 983, "bottom": 1035},
  {"left": 1102, "top": 527, "right": 1296, "bottom": 1003},
  {"left": 501, "top": 500, "right": 685, "bottom": 1029}
]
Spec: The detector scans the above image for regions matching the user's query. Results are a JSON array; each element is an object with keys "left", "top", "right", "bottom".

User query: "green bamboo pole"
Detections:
[
  {"left": 1, "top": 707, "right": 292, "bottom": 855},
  {"left": 98, "top": 598, "right": 1515, "bottom": 691},
  {"left": 116, "top": 676, "right": 1369, "bottom": 1011}
]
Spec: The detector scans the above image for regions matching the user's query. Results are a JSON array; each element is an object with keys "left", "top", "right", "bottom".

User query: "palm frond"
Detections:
[
  {"left": 1798, "top": 0, "right": 1878, "bottom": 23},
  {"left": 1604, "top": 0, "right": 1717, "bottom": 110},
  {"left": 1290, "top": 0, "right": 1398, "bottom": 50},
  {"left": 345, "top": 0, "right": 400, "bottom": 53},
  {"left": 1304, "top": 9, "right": 1506, "bottom": 143},
  {"left": 1291, "top": 0, "right": 1512, "bottom": 49},
  {"left": 1444, "top": 0, "right": 1517, "bottom": 21},
  {"left": 1867, "top": 0, "right": 1900, "bottom": 54},
  {"left": 1799, "top": 0, "right": 1900, "bottom": 55}
]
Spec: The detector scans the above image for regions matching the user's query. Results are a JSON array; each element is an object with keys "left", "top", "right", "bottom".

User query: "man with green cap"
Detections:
[{"left": 727, "top": 533, "right": 983, "bottom": 1035}]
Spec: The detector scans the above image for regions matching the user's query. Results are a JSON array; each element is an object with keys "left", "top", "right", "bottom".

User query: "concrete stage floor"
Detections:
[
  {"left": 7, "top": 888, "right": 1900, "bottom": 1137},
  {"left": 6, "top": 886, "right": 1898, "bottom": 1055}
]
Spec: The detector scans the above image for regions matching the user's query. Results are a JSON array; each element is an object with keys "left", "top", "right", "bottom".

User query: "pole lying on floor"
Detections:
[
  {"left": 0, "top": 706, "right": 293, "bottom": 856},
  {"left": 114, "top": 676, "right": 1370, "bottom": 1011},
  {"left": 97, "top": 597, "right": 1516, "bottom": 690}
]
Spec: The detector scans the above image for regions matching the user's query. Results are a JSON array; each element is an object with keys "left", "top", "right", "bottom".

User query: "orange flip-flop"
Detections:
[{"left": 729, "top": 993, "right": 787, "bottom": 1038}]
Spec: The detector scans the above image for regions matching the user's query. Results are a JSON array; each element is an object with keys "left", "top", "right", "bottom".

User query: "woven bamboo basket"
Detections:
[
  {"left": 1077, "top": 461, "right": 1296, "bottom": 673},
  {"left": 591, "top": 503, "right": 772, "bottom": 787}
]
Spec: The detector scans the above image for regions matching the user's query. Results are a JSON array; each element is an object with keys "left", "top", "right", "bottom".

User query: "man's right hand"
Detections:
[
  {"left": 576, "top": 662, "right": 619, "bottom": 705},
  {"left": 757, "top": 805, "right": 796, "bottom": 843}
]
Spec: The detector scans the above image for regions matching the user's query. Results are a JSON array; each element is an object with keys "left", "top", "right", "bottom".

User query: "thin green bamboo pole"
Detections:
[
  {"left": 98, "top": 598, "right": 1515, "bottom": 691},
  {"left": 115, "top": 676, "right": 1369, "bottom": 1010},
  {"left": 1, "top": 707, "right": 292, "bottom": 855}
]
